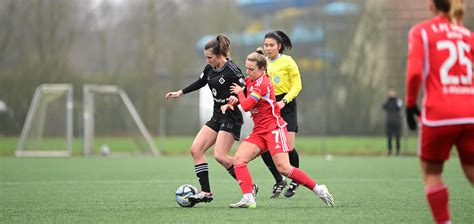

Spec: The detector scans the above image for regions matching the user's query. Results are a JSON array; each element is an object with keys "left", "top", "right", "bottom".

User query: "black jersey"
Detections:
[
  {"left": 382, "top": 97, "right": 403, "bottom": 125},
  {"left": 182, "top": 60, "right": 245, "bottom": 124}
]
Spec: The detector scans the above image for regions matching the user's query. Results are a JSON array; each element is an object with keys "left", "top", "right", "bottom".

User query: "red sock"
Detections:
[
  {"left": 425, "top": 184, "right": 450, "bottom": 223},
  {"left": 288, "top": 167, "right": 316, "bottom": 190},
  {"left": 234, "top": 163, "right": 253, "bottom": 194}
]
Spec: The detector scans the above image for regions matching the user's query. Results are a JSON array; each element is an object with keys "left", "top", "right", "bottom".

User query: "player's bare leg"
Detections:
[
  {"left": 188, "top": 126, "right": 217, "bottom": 204},
  {"left": 214, "top": 131, "right": 235, "bottom": 174},
  {"left": 190, "top": 126, "right": 217, "bottom": 165}
]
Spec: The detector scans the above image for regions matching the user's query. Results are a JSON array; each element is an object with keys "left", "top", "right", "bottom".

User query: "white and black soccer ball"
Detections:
[{"left": 175, "top": 184, "right": 197, "bottom": 208}]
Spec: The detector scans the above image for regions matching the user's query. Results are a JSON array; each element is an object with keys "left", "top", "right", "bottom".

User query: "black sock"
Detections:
[
  {"left": 226, "top": 165, "right": 236, "bottom": 180},
  {"left": 195, "top": 163, "right": 210, "bottom": 192},
  {"left": 261, "top": 150, "right": 283, "bottom": 184},
  {"left": 288, "top": 149, "right": 300, "bottom": 186},
  {"left": 289, "top": 149, "right": 299, "bottom": 168}
]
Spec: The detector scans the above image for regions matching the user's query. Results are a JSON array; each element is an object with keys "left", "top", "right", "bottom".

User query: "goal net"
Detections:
[
  {"left": 83, "top": 84, "right": 158, "bottom": 156},
  {"left": 16, "top": 84, "right": 73, "bottom": 157}
]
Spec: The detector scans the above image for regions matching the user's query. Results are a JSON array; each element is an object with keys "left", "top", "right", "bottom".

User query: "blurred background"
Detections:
[{"left": 0, "top": 0, "right": 473, "bottom": 153}]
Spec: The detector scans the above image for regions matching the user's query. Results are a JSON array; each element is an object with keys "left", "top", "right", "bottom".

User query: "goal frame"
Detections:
[
  {"left": 16, "top": 84, "right": 73, "bottom": 157},
  {"left": 83, "top": 84, "right": 159, "bottom": 156}
]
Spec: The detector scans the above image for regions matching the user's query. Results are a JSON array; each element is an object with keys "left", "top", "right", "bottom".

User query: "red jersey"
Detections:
[
  {"left": 406, "top": 15, "right": 474, "bottom": 126},
  {"left": 237, "top": 75, "right": 287, "bottom": 133}
]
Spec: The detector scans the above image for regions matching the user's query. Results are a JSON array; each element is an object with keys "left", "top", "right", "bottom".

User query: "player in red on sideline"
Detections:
[
  {"left": 221, "top": 50, "right": 334, "bottom": 208},
  {"left": 405, "top": 0, "right": 474, "bottom": 223}
]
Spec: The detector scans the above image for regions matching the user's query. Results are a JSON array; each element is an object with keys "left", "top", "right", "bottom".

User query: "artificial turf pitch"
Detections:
[{"left": 1, "top": 156, "right": 472, "bottom": 223}]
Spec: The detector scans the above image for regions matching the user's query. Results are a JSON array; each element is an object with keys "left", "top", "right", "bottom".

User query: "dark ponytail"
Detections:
[
  {"left": 433, "top": 0, "right": 450, "bottom": 13},
  {"left": 264, "top": 30, "right": 292, "bottom": 53},
  {"left": 205, "top": 34, "right": 231, "bottom": 58}
]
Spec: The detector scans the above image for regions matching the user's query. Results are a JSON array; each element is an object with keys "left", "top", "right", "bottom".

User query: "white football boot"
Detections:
[{"left": 316, "top": 185, "right": 334, "bottom": 207}]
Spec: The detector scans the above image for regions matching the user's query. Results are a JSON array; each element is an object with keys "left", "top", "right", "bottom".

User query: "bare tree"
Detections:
[{"left": 0, "top": 0, "right": 15, "bottom": 66}]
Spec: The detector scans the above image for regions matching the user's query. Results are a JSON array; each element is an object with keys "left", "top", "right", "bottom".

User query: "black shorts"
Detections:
[
  {"left": 205, "top": 119, "right": 241, "bottom": 141},
  {"left": 276, "top": 94, "right": 299, "bottom": 133}
]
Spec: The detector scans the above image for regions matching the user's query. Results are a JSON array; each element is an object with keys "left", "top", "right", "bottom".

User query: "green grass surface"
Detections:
[
  {"left": 1, "top": 156, "right": 472, "bottom": 223},
  {"left": 0, "top": 136, "right": 419, "bottom": 156}
]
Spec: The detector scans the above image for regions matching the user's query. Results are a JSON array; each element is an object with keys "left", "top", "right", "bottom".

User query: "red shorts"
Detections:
[
  {"left": 244, "top": 127, "right": 292, "bottom": 156},
  {"left": 419, "top": 124, "right": 474, "bottom": 164}
]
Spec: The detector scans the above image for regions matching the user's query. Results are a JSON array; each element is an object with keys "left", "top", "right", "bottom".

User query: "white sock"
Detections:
[
  {"left": 312, "top": 184, "right": 323, "bottom": 195},
  {"left": 243, "top": 193, "right": 255, "bottom": 203}
]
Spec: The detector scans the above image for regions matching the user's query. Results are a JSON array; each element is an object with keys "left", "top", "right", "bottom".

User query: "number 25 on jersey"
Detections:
[{"left": 436, "top": 40, "right": 472, "bottom": 86}]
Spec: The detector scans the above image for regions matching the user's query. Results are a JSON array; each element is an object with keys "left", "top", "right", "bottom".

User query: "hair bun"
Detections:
[{"left": 255, "top": 47, "right": 264, "bottom": 55}]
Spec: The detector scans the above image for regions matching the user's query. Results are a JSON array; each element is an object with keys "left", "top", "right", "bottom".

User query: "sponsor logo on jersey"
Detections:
[
  {"left": 213, "top": 98, "right": 226, "bottom": 103},
  {"left": 219, "top": 77, "right": 225, "bottom": 85}
]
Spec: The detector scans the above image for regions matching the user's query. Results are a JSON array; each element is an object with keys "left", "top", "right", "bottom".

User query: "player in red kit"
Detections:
[
  {"left": 405, "top": 0, "right": 474, "bottom": 223},
  {"left": 221, "top": 50, "right": 334, "bottom": 208}
]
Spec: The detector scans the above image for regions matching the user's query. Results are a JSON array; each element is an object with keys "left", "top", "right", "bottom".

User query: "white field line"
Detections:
[{"left": 0, "top": 178, "right": 467, "bottom": 186}]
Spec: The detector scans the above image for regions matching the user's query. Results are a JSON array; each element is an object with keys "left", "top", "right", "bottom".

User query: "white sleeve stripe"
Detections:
[
  {"left": 227, "top": 62, "right": 242, "bottom": 78},
  {"left": 421, "top": 29, "right": 430, "bottom": 80}
]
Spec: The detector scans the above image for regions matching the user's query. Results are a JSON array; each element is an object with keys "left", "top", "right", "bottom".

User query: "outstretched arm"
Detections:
[
  {"left": 165, "top": 72, "right": 208, "bottom": 100},
  {"left": 181, "top": 75, "right": 208, "bottom": 94},
  {"left": 165, "top": 90, "right": 183, "bottom": 99}
]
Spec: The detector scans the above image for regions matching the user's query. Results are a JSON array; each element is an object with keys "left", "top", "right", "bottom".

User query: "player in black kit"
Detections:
[{"left": 165, "top": 34, "right": 257, "bottom": 204}]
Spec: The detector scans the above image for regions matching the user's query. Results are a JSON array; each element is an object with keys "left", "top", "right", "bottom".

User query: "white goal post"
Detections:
[
  {"left": 83, "top": 84, "right": 159, "bottom": 156},
  {"left": 16, "top": 84, "right": 73, "bottom": 157}
]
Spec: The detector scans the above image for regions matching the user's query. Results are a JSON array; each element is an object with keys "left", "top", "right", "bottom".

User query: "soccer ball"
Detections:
[
  {"left": 175, "top": 184, "right": 197, "bottom": 208},
  {"left": 100, "top": 145, "right": 110, "bottom": 156}
]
